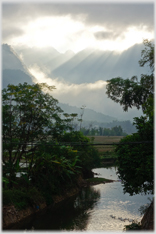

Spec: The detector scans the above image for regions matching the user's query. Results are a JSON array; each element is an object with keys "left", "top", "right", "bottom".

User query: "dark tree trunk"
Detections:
[{"left": 141, "top": 200, "right": 154, "bottom": 230}]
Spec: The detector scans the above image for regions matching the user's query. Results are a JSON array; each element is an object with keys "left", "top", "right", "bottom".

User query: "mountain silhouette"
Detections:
[
  {"left": 12, "top": 43, "right": 149, "bottom": 85},
  {"left": 2, "top": 44, "right": 35, "bottom": 88}
]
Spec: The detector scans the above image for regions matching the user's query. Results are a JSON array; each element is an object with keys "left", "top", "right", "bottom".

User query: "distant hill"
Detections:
[
  {"left": 13, "top": 45, "right": 75, "bottom": 73},
  {"left": 58, "top": 103, "right": 136, "bottom": 134},
  {"left": 1, "top": 43, "right": 139, "bottom": 131},
  {"left": 2, "top": 44, "right": 35, "bottom": 88},
  {"left": 13, "top": 43, "right": 149, "bottom": 84},
  {"left": 59, "top": 103, "right": 117, "bottom": 123},
  {"left": 2, "top": 44, "right": 118, "bottom": 123},
  {"left": 2, "top": 69, "right": 34, "bottom": 88},
  {"left": 52, "top": 43, "right": 149, "bottom": 83}
]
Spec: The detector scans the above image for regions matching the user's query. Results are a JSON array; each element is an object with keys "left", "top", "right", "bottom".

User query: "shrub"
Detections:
[{"left": 3, "top": 187, "right": 44, "bottom": 210}]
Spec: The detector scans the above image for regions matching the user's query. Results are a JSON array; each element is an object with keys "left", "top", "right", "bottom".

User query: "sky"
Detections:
[
  {"left": 1, "top": 1, "right": 155, "bottom": 121},
  {"left": 2, "top": 1, "right": 154, "bottom": 53}
]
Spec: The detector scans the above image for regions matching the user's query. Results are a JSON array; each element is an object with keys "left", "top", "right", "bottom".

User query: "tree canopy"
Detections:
[
  {"left": 106, "top": 39, "right": 154, "bottom": 195},
  {"left": 106, "top": 39, "right": 154, "bottom": 112},
  {"left": 3, "top": 82, "right": 64, "bottom": 162},
  {"left": 2, "top": 82, "right": 101, "bottom": 195}
]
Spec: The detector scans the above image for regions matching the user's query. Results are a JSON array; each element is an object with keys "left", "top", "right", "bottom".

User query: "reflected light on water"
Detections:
[
  {"left": 9, "top": 167, "right": 153, "bottom": 231},
  {"left": 85, "top": 167, "right": 153, "bottom": 231}
]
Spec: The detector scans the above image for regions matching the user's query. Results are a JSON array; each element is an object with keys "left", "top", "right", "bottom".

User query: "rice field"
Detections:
[{"left": 87, "top": 136, "right": 124, "bottom": 154}]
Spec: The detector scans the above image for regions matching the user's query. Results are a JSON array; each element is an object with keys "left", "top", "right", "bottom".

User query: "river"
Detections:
[{"left": 12, "top": 166, "right": 153, "bottom": 231}]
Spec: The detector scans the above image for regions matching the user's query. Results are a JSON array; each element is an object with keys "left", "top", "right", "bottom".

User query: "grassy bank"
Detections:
[{"left": 86, "top": 177, "right": 114, "bottom": 186}]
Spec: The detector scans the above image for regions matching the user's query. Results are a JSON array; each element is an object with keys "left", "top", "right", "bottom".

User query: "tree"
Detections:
[
  {"left": 2, "top": 82, "right": 65, "bottom": 187},
  {"left": 3, "top": 82, "right": 101, "bottom": 194},
  {"left": 106, "top": 39, "right": 154, "bottom": 195},
  {"left": 59, "top": 131, "right": 100, "bottom": 176},
  {"left": 139, "top": 39, "right": 154, "bottom": 73},
  {"left": 106, "top": 39, "right": 154, "bottom": 112},
  {"left": 63, "top": 113, "right": 78, "bottom": 131},
  {"left": 99, "top": 127, "right": 103, "bottom": 136},
  {"left": 111, "top": 126, "right": 123, "bottom": 136}
]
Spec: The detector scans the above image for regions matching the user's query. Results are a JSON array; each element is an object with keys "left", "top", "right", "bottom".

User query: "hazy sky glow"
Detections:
[
  {"left": 2, "top": 2, "right": 154, "bottom": 53},
  {"left": 2, "top": 1, "right": 155, "bottom": 121}
]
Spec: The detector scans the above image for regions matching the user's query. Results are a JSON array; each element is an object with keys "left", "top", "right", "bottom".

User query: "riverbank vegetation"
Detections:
[
  {"left": 2, "top": 82, "right": 101, "bottom": 209},
  {"left": 86, "top": 177, "right": 114, "bottom": 186},
  {"left": 87, "top": 136, "right": 123, "bottom": 164},
  {"left": 2, "top": 39, "right": 154, "bottom": 231},
  {"left": 106, "top": 39, "right": 154, "bottom": 196},
  {"left": 106, "top": 39, "right": 154, "bottom": 230}
]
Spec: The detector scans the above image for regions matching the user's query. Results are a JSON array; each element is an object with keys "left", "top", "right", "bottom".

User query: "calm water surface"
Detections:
[
  {"left": 86, "top": 167, "right": 152, "bottom": 231},
  {"left": 11, "top": 166, "right": 152, "bottom": 231}
]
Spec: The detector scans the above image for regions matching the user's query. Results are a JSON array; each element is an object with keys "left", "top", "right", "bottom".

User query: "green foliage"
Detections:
[
  {"left": 59, "top": 131, "right": 101, "bottom": 171},
  {"left": 139, "top": 39, "right": 154, "bottom": 73},
  {"left": 106, "top": 39, "right": 154, "bottom": 112},
  {"left": 106, "top": 75, "right": 153, "bottom": 112},
  {"left": 3, "top": 177, "right": 9, "bottom": 188},
  {"left": 106, "top": 39, "right": 154, "bottom": 196},
  {"left": 115, "top": 92, "right": 154, "bottom": 196},
  {"left": 60, "top": 130, "right": 89, "bottom": 143},
  {"left": 116, "top": 91, "right": 153, "bottom": 196},
  {"left": 30, "top": 143, "right": 81, "bottom": 194},
  {"left": 105, "top": 120, "right": 136, "bottom": 135},
  {"left": 115, "top": 133, "right": 153, "bottom": 195},
  {"left": 2, "top": 82, "right": 66, "bottom": 187},
  {"left": 81, "top": 125, "right": 127, "bottom": 136},
  {"left": 3, "top": 187, "right": 44, "bottom": 210},
  {"left": 124, "top": 221, "right": 141, "bottom": 231},
  {"left": 3, "top": 189, "right": 27, "bottom": 209},
  {"left": 63, "top": 112, "right": 78, "bottom": 130},
  {"left": 2, "top": 83, "right": 63, "bottom": 146},
  {"left": 2, "top": 82, "right": 102, "bottom": 207},
  {"left": 101, "top": 150, "right": 118, "bottom": 160},
  {"left": 3, "top": 188, "right": 42, "bottom": 209}
]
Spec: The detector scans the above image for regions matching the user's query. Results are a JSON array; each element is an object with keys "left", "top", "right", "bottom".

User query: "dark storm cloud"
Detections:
[
  {"left": 3, "top": 3, "right": 154, "bottom": 26},
  {"left": 2, "top": 2, "right": 154, "bottom": 41}
]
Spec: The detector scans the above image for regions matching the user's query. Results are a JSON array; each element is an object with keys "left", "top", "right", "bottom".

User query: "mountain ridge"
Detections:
[
  {"left": 2, "top": 43, "right": 120, "bottom": 123},
  {"left": 2, "top": 44, "right": 35, "bottom": 88},
  {"left": 2, "top": 43, "right": 143, "bottom": 124},
  {"left": 59, "top": 102, "right": 117, "bottom": 123},
  {"left": 51, "top": 43, "right": 149, "bottom": 84},
  {"left": 12, "top": 43, "right": 149, "bottom": 85}
]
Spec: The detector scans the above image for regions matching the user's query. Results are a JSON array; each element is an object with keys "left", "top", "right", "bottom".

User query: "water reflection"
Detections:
[
  {"left": 10, "top": 186, "right": 100, "bottom": 231},
  {"left": 86, "top": 167, "right": 153, "bottom": 231},
  {"left": 93, "top": 166, "right": 119, "bottom": 180},
  {"left": 9, "top": 167, "right": 153, "bottom": 231}
]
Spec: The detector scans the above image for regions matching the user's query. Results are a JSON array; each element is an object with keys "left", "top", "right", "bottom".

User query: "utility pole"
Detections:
[{"left": 79, "top": 105, "right": 86, "bottom": 131}]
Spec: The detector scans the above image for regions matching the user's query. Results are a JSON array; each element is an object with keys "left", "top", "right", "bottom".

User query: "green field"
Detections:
[{"left": 87, "top": 136, "right": 124, "bottom": 156}]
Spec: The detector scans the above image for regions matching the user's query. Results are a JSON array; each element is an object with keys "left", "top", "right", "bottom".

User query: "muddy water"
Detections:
[{"left": 11, "top": 166, "right": 153, "bottom": 231}]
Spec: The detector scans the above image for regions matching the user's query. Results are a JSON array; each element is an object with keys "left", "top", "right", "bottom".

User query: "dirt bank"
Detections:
[
  {"left": 141, "top": 200, "right": 154, "bottom": 230},
  {"left": 3, "top": 174, "right": 115, "bottom": 230},
  {"left": 3, "top": 175, "right": 86, "bottom": 229}
]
